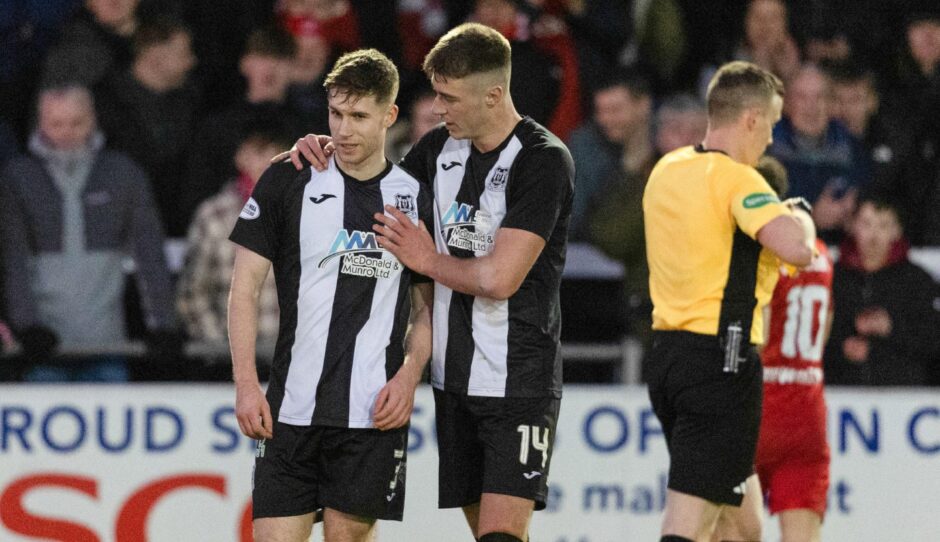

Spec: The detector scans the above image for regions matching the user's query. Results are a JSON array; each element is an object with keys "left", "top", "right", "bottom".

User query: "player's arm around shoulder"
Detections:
[
  {"left": 373, "top": 282, "right": 433, "bottom": 430},
  {"left": 731, "top": 166, "right": 814, "bottom": 267}
]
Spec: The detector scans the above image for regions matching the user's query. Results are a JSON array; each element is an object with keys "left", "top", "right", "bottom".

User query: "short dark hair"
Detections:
[
  {"left": 595, "top": 68, "right": 652, "bottom": 99},
  {"left": 238, "top": 128, "right": 294, "bottom": 153},
  {"left": 755, "top": 155, "right": 789, "bottom": 196},
  {"left": 243, "top": 24, "right": 297, "bottom": 59},
  {"left": 824, "top": 60, "right": 876, "bottom": 90},
  {"left": 855, "top": 193, "right": 904, "bottom": 226},
  {"left": 37, "top": 83, "right": 95, "bottom": 116},
  {"left": 133, "top": 16, "right": 190, "bottom": 56},
  {"left": 324, "top": 49, "right": 399, "bottom": 105},
  {"left": 706, "top": 61, "right": 785, "bottom": 126},
  {"left": 422, "top": 23, "right": 511, "bottom": 81}
]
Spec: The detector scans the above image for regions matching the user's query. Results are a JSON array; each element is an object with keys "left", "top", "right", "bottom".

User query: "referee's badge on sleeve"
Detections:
[{"left": 240, "top": 197, "right": 261, "bottom": 220}]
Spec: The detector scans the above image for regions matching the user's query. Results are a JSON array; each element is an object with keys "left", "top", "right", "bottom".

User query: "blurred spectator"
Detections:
[
  {"left": 282, "top": 18, "right": 332, "bottom": 136},
  {"left": 804, "top": 28, "right": 852, "bottom": 65},
  {"left": 0, "top": 120, "right": 18, "bottom": 167},
  {"left": 177, "top": 130, "right": 291, "bottom": 344},
  {"left": 553, "top": 0, "right": 631, "bottom": 107},
  {"left": 824, "top": 197, "right": 940, "bottom": 386},
  {"left": 584, "top": 94, "right": 705, "bottom": 353},
  {"left": 881, "top": 9, "right": 940, "bottom": 245},
  {"left": 739, "top": 0, "right": 800, "bottom": 81},
  {"left": 95, "top": 15, "right": 200, "bottom": 237},
  {"left": 386, "top": 88, "right": 440, "bottom": 163},
  {"left": 699, "top": 0, "right": 800, "bottom": 95},
  {"left": 183, "top": 25, "right": 305, "bottom": 228},
  {"left": 567, "top": 69, "right": 653, "bottom": 240},
  {"left": 0, "top": 0, "right": 82, "bottom": 137},
  {"left": 277, "top": 0, "right": 360, "bottom": 54},
  {"left": 471, "top": 0, "right": 582, "bottom": 140},
  {"left": 629, "top": 0, "right": 687, "bottom": 93},
  {"left": 826, "top": 61, "right": 940, "bottom": 245},
  {"left": 653, "top": 93, "right": 707, "bottom": 155},
  {"left": 584, "top": 164, "right": 650, "bottom": 345},
  {"left": 42, "top": 0, "right": 141, "bottom": 89},
  {"left": 0, "top": 84, "right": 176, "bottom": 382},
  {"left": 181, "top": 0, "right": 276, "bottom": 112},
  {"left": 768, "top": 64, "right": 868, "bottom": 243},
  {"left": 397, "top": 0, "right": 448, "bottom": 73}
]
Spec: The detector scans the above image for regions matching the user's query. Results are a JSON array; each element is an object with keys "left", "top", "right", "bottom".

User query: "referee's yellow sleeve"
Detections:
[{"left": 729, "top": 169, "right": 789, "bottom": 239}]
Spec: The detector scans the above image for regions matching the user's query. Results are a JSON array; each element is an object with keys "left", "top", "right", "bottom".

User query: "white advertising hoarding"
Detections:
[{"left": 0, "top": 385, "right": 937, "bottom": 541}]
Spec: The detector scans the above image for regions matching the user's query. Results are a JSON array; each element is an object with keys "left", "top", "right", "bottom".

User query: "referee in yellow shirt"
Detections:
[{"left": 644, "top": 61, "right": 815, "bottom": 542}]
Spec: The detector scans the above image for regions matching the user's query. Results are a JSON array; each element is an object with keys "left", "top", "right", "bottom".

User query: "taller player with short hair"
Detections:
[
  {"left": 286, "top": 22, "right": 575, "bottom": 542},
  {"left": 228, "top": 49, "right": 433, "bottom": 542}
]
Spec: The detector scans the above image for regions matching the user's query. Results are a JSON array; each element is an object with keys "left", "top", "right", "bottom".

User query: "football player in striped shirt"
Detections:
[{"left": 229, "top": 49, "right": 433, "bottom": 542}]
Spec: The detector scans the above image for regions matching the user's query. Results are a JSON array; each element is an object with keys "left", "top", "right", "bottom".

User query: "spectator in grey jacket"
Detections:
[
  {"left": 41, "top": 0, "right": 140, "bottom": 89},
  {"left": 0, "top": 83, "right": 177, "bottom": 381}
]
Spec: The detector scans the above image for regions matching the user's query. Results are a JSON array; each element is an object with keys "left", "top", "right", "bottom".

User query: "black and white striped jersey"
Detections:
[
  {"left": 229, "top": 158, "right": 433, "bottom": 428},
  {"left": 400, "top": 117, "right": 574, "bottom": 398}
]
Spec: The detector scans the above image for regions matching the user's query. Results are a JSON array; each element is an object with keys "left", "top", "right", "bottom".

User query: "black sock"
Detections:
[
  {"left": 660, "top": 536, "right": 695, "bottom": 542},
  {"left": 479, "top": 533, "right": 524, "bottom": 542}
]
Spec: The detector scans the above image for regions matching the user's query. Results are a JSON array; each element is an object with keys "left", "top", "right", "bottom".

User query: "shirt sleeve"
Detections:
[
  {"left": 729, "top": 166, "right": 790, "bottom": 240},
  {"left": 500, "top": 144, "right": 575, "bottom": 241},
  {"left": 229, "top": 163, "right": 296, "bottom": 261},
  {"left": 410, "top": 181, "right": 435, "bottom": 284},
  {"left": 398, "top": 126, "right": 448, "bottom": 185}
]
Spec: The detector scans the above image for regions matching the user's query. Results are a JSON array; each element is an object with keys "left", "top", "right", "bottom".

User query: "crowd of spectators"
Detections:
[{"left": 1, "top": 0, "right": 938, "bottom": 385}]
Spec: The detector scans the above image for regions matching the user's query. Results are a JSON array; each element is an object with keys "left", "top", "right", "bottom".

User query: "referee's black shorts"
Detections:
[{"left": 645, "top": 330, "right": 762, "bottom": 506}]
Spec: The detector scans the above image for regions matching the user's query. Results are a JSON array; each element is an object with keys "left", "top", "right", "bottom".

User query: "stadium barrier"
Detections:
[{"left": 1, "top": 385, "right": 936, "bottom": 541}]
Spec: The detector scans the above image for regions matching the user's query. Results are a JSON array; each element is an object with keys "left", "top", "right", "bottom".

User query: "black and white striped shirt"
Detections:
[
  {"left": 230, "top": 158, "right": 433, "bottom": 427},
  {"left": 401, "top": 117, "right": 574, "bottom": 398}
]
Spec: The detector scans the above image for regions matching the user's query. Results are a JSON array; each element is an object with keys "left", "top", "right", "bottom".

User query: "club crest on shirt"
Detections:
[
  {"left": 487, "top": 166, "right": 509, "bottom": 192},
  {"left": 395, "top": 193, "right": 417, "bottom": 219},
  {"left": 239, "top": 197, "right": 261, "bottom": 220}
]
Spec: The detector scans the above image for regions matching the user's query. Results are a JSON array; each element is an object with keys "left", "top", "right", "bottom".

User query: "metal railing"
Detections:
[{"left": 2, "top": 338, "right": 644, "bottom": 383}]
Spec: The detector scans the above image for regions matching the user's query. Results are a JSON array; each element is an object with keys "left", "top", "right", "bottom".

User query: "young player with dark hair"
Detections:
[{"left": 229, "top": 49, "right": 433, "bottom": 542}]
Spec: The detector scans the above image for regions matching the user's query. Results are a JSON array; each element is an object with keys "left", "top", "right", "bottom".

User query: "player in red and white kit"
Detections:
[{"left": 756, "top": 236, "right": 833, "bottom": 542}]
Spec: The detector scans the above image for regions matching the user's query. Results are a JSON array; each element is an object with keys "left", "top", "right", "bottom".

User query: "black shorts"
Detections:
[
  {"left": 433, "top": 388, "right": 560, "bottom": 511},
  {"left": 252, "top": 422, "right": 408, "bottom": 521},
  {"left": 645, "top": 331, "right": 762, "bottom": 506}
]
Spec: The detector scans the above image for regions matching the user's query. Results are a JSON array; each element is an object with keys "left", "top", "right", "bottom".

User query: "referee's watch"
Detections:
[{"left": 782, "top": 196, "right": 812, "bottom": 215}]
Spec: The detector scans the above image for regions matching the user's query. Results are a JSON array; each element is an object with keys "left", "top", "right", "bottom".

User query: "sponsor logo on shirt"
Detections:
[
  {"left": 440, "top": 202, "right": 495, "bottom": 253},
  {"left": 239, "top": 197, "right": 261, "bottom": 220},
  {"left": 319, "top": 229, "right": 400, "bottom": 278},
  {"left": 742, "top": 192, "right": 780, "bottom": 209}
]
